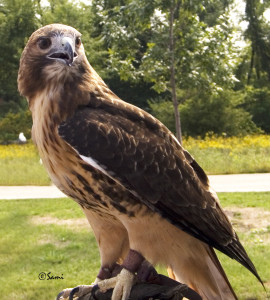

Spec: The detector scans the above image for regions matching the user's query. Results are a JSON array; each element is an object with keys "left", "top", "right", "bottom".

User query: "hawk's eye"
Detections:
[
  {"left": 75, "top": 36, "right": 81, "bottom": 46},
  {"left": 38, "top": 37, "right": 52, "bottom": 50}
]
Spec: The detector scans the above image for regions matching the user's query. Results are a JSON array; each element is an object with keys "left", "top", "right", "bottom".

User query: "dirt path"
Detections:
[
  {"left": 208, "top": 173, "right": 270, "bottom": 192},
  {"left": 0, "top": 173, "right": 269, "bottom": 199}
]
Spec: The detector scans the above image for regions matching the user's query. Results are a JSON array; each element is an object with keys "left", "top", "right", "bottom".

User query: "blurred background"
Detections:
[{"left": 0, "top": 1, "right": 269, "bottom": 299}]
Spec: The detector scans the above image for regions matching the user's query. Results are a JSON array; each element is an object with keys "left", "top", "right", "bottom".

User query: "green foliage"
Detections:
[
  {"left": 0, "top": 110, "right": 32, "bottom": 142},
  {"left": 0, "top": 99, "right": 27, "bottom": 118},
  {"left": 91, "top": 0, "right": 241, "bottom": 140},
  {"left": 180, "top": 91, "right": 260, "bottom": 137},
  {"left": 244, "top": 0, "right": 270, "bottom": 83},
  {"left": 148, "top": 98, "right": 175, "bottom": 132},
  {"left": 92, "top": 0, "right": 237, "bottom": 94},
  {"left": 108, "top": 75, "right": 161, "bottom": 109},
  {"left": 149, "top": 90, "right": 260, "bottom": 137},
  {"left": 0, "top": 0, "right": 269, "bottom": 138},
  {"left": 198, "top": 0, "right": 234, "bottom": 26},
  {"left": 243, "top": 87, "right": 270, "bottom": 133},
  {"left": 0, "top": 0, "right": 38, "bottom": 103}
]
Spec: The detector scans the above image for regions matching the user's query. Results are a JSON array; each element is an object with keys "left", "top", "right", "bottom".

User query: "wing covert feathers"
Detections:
[{"left": 58, "top": 101, "right": 263, "bottom": 286}]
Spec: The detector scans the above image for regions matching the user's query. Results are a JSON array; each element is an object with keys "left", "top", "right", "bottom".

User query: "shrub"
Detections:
[
  {"left": 0, "top": 110, "right": 32, "bottom": 143},
  {"left": 243, "top": 87, "right": 270, "bottom": 133},
  {"left": 0, "top": 100, "right": 23, "bottom": 118},
  {"left": 149, "top": 90, "right": 260, "bottom": 137},
  {"left": 148, "top": 99, "right": 176, "bottom": 133}
]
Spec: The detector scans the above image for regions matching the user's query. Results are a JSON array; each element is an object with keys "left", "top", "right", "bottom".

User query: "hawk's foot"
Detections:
[
  {"left": 56, "top": 285, "right": 93, "bottom": 300},
  {"left": 97, "top": 268, "right": 136, "bottom": 300},
  {"left": 56, "top": 250, "right": 159, "bottom": 300},
  {"left": 96, "top": 249, "right": 152, "bottom": 300}
]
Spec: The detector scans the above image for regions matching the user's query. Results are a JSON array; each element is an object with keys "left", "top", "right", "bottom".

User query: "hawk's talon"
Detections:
[
  {"left": 91, "top": 284, "right": 100, "bottom": 295},
  {"left": 56, "top": 288, "right": 74, "bottom": 300},
  {"left": 56, "top": 285, "right": 94, "bottom": 300},
  {"left": 69, "top": 286, "right": 79, "bottom": 300},
  {"left": 56, "top": 290, "right": 65, "bottom": 300}
]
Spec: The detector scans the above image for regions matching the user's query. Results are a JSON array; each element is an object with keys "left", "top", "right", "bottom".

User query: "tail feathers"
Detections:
[
  {"left": 219, "top": 233, "right": 265, "bottom": 289},
  {"left": 168, "top": 245, "right": 237, "bottom": 300},
  {"left": 205, "top": 247, "right": 238, "bottom": 300}
]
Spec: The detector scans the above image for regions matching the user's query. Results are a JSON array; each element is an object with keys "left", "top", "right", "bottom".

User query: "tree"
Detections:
[
  {"left": 244, "top": 0, "right": 270, "bottom": 84},
  {"left": 0, "top": 0, "right": 37, "bottom": 106},
  {"left": 198, "top": 0, "right": 233, "bottom": 26},
  {"left": 168, "top": 0, "right": 182, "bottom": 142},
  {"left": 242, "top": 86, "right": 270, "bottom": 133},
  {"left": 91, "top": 0, "right": 238, "bottom": 142},
  {"left": 149, "top": 90, "right": 260, "bottom": 137},
  {"left": 234, "top": 0, "right": 270, "bottom": 132}
]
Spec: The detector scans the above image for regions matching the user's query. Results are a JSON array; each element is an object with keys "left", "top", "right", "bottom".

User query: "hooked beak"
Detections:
[{"left": 47, "top": 37, "right": 77, "bottom": 66}]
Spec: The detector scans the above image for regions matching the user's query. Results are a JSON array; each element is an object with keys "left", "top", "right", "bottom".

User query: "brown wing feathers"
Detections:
[{"left": 58, "top": 102, "right": 263, "bottom": 285}]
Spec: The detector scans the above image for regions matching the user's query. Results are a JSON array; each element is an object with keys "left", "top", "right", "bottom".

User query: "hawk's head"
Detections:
[{"left": 18, "top": 24, "right": 90, "bottom": 102}]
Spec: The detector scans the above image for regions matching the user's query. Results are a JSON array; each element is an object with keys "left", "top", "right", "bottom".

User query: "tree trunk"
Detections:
[
  {"left": 169, "top": 0, "right": 182, "bottom": 144},
  {"left": 247, "top": 47, "right": 255, "bottom": 85}
]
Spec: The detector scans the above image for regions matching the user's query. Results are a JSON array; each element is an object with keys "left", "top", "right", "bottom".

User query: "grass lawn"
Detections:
[
  {"left": 0, "top": 193, "right": 269, "bottom": 299},
  {"left": 0, "top": 144, "right": 50, "bottom": 185},
  {"left": 184, "top": 135, "right": 270, "bottom": 174}
]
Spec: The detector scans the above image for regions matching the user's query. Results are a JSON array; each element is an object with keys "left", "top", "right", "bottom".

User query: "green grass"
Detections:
[
  {"left": 218, "top": 193, "right": 270, "bottom": 299},
  {"left": 0, "top": 193, "right": 269, "bottom": 299},
  {"left": 187, "top": 146, "right": 270, "bottom": 175},
  {"left": 219, "top": 192, "right": 270, "bottom": 209},
  {"left": 0, "top": 198, "right": 99, "bottom": 300},
  {"left": 183, "top": 135, "right": 270, "bottom": 174},
  {"left": 1, "top": 156, "right": 51, "bottom": 185},
  {"left": 0, "top": 144, "right": 50, "bottom": 185}
]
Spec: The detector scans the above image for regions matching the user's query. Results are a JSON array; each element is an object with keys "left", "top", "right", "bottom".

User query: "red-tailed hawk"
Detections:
[{"left": 18, "top": 24, "right": 263, "bottom": 300}]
